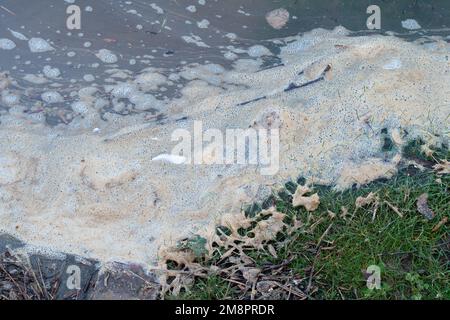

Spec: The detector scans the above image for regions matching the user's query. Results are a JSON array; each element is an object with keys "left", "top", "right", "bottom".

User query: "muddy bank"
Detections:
[{"left": 0, "top": 233, "right": 159, "bottom": 300}]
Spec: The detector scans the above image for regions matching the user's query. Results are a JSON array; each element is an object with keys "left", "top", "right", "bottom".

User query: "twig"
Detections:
[
  {"left": 0, "top": 262, "right": 29, "bottom": 299},
  {"left": 237, "top": 95, "right": 267, "bottom": 106},
  {"left": 236, "top": 64, "right": 330, "bottom": 107},
  {"left": 37, "top": 260, "right": 50, "bottom": 300},
  {"left": 284, "top": 77, "right": 324, "bottom": 92},
  {"left": 274, "top": 282, "right": 307, "bottom": 299},
  {"left": 0, "top": 5, "right": 16, "bottom": 16},
  {"left": 384, "top": 200, "right": 404, "bottom": 218},
  {"left": 317, "top": 223, "right": 333, "bottom": 247},
  {"left": 262, "top": 256, "right": 296, "bottom": 272},
  {"left": 305, "top": 250, "right": 321, "bottom": 294},
  {"left": 256, "top": 63, "right": 285, "bottom": 73}
]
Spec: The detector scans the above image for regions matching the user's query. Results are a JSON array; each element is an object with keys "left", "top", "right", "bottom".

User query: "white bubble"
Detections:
[
  {"left": 0, "top": 38, "right": 16, "bottom": 50},
  {"left": 96, "top": 49, "right": 118, "bottom": 63},
  {"left": 28, "top": 38, "right": 54, "bottom": 53},
  {"left": 401, "top": 19, "right": 421, "bottom": 30}
]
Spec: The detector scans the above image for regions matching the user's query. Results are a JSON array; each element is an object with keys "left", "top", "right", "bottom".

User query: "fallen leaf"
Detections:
[
  {"left": 267, "top": 244, "right": 278, "bottom": 258},
  {"left": 292, "top": 185, "right": 320, "bottom": 211},
  {"left": 416, "top": 193, "right": 435, "bottom": 220},
  {"left": 421, "top": 144, "right": 434, "bottom": 157},
  {"left": 241, "top": 267, "right": 261, "bottom": 284},
  {"left": 355, "top": 192, "right": 378, "bottom": 208},
  {"left": 433, "top": 160, "right": 450, "bottom": 175}
]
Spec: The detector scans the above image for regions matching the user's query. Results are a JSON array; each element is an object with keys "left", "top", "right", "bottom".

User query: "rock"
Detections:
[
  {"left": 28, "top": 253, "right": 99, "bottom": 300},
  {"left": 87, "top": 262, "right": 160, "bottom": 300}
]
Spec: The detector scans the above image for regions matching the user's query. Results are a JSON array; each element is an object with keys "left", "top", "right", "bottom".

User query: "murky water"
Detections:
[{"left": 1, "top": 0, "right": 450, "bottom": 125}]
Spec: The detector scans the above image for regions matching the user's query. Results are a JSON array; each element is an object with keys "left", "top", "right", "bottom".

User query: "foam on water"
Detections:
[
  {"left": 0, "top": 27, "right": 449, "bottom": 264},
  {"left": 0, "top": 38, "right": 16, "bottom": 50},
  {"left": 96, "top": 49, "right": 119, "bottom": 64},
  {"left": 28, "top": 38, "right": 54, "bottom": 53}
]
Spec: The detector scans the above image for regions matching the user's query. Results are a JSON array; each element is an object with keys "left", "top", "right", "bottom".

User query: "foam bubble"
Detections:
[
  {"left": 0, "top": 38, "right": 16, "bottom": 50},
  {"left": 96, "top": 49, "right": 119, "bottom": 64},
  {"left": 28, "top": 38, "right": 54, "bottom": 53}
]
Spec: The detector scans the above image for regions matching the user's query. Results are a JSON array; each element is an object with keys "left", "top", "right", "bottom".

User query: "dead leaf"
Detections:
[
  {"left": 433, "top": 160, "right": 450, "bottom": 175},
  {"left": 241, "top": 267, "right": 261, "bottom": 284},
  {"left": 355, "top": 192, "right": 378, "bottom": 208},
  {"left": 292, "top": 185, "right": 320, "bottom": 211},
  {"left": 267, "top": 244, "right": 278, "bottom": 258},
  {"left": 421, "top": 144, "right": 434, "bottom": 157},
  {"left": 416, "top": 193, "right": 435, "bottom": 220},
  {"left": 340, "top": 206, "right": 349, "bottom": 219},
  {"left": 327, "top": 210, "right": 336, "bottom": 219}
]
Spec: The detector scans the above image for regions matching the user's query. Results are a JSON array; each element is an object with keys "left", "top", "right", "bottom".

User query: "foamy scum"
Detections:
[{"left": 0, "top": 28, "right": 449, "bottom": 264}]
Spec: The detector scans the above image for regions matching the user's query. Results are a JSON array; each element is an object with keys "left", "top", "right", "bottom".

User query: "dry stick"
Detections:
[
  {"left": 223, "top": 277, "right": 247, "bottom": 288},
  {"left": 309, "top": 217, "right": 325, "bottom": 232},
  {"left": 284, "top": 77, "right": 324, "bottom": 92},
  {"left": 432, "top": 217, "right": 448, "bottom": 232},
  {"left": 250, "top": 281, "right": 257, "bottom": 300},
  {"left": 306, "top": 219, "right": 334, "bottom": 294},
  {"left": 256, "top": 63, "right": 286, "bottom": 73},
  {"left": 0, "top": 263, "right": 29, "bottom": 299},
  {"left": 237, "top": 95, "right": 267, "bottom": 106},
  {"left": 262, "top": 256, "right": 296, "bottom": 272},
  {"left": 0, "top": 5, "right": 16, "bottom": 15},
  {"left": 37, "top": 260, "right": 50, "bottom": 300},
  {"left": 274, "top": 282, "right": 307, "bottom": 299},
  {"left": 317, "top": 223, "right": 333, "bottom": 248},
  {"left": 371, "top": 204, "right": 378, "bottom": 222},
  {"left": 237, "top": 65, "right": 328, "bottom": 107},
  {"left": 384, "top": 200, "right": 404, "bottom": 218},
  {"left": 306, "top": 250, "right": 320, "bottom": 294},
  {"left": 27, "top": 260, "right": 45, "bottom": 299}
]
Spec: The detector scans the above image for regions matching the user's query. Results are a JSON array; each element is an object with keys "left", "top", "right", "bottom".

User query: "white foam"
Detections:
[
  {"left": 197, "top": 19, "right": 210, "bottom": 29},
  {"left": 0, "top": 38, "right": 16, "bottom": 50},
  {"left": 247, "top": 45, "right": 271, "bottom": 57},
  {"left": 43, "top": 65, "right": 61, "bottom": 79},
  {"left": 383, "top": 58, "right": 402, "bottom": 70},
  {"left": 152, "top": 154, "right": 187, "bottom": 164},
  {"left": 1, "top": 29, "right": 449, "bottom": 265},
  {"left": 401, "top": 19, "right": 421, "bottom": 30},
  {"left": 96, "top": 49, "right": 118, "bottom": 64},
  {"left": 8, "top": 29, "right": 28, "bottom": 41},
  {"left": 28, "top": 38, "right": 54, "bottom": 53},
  {"left": 41, "top": 91, "right": 64, "bottom": 104}
]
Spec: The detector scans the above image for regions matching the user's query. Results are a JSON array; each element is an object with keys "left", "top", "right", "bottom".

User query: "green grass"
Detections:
[{"left": 171, "top": 141, "right": 449, "bottom": 300}]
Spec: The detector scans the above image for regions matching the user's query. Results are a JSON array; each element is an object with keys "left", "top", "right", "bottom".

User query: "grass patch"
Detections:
[{"left": 169, "top": 142, "right": 449, "bottom": 300}]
